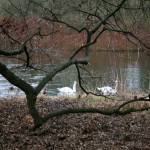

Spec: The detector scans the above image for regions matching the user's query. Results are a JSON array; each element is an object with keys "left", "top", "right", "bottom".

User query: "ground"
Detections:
[{"left": 0, "top": 96, "right": 150, "bottom": 150}]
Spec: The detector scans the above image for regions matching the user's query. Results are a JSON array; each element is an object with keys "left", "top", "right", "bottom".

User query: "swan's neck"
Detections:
[
  {"left": 73, "top": 82, "right": 77, "bottom": 92},
  {"left": 115, "top": 82, "right": 118, "bottom": 91}
]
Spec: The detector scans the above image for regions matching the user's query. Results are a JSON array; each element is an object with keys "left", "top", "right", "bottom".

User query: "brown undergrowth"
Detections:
[
  {"left": 0, "top": 96, "right": 150, "bottom": 150},
  {"left": 0, "top": 15, "right": 150, "bottom": 52}
]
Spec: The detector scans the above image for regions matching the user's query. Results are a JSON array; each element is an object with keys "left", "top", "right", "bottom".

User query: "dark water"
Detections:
[
  {"left": 88, "top": 51, "right": 150, "bottom": 93},
  {"left": 0, "top": 51, "right": 150, "bottom": 97}
]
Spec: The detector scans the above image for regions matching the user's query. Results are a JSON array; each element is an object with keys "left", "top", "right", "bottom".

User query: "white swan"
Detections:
[
  {"left": 57, "top": 81, "right": 77, "bottom": 96},
  {"left": 97, "top": 80, "right": 119, "bottom": 96}
]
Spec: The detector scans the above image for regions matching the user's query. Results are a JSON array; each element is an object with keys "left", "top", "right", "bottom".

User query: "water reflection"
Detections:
[
  {"left": 89, "top": 51, "right": 150, "bottom": 92},
  {"left": 126, "top": 63, "right": 141, "bottom": 91},
  {"left": 0, "top": 51, "right": 150, "bottom": 97}
]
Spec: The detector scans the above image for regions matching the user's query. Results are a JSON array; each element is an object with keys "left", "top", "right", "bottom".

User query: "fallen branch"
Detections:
[{"left": 33, "top": 98, "right": 150, "bottom": 129}]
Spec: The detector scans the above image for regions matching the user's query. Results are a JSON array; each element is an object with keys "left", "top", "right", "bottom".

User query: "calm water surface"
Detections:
[{"left": 0, "top": 51, "right": 150, "bottom": 97}]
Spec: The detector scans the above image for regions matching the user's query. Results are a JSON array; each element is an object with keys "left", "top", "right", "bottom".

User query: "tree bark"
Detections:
[
  {"left": 0, "top": 62, "right": 43, "bottom": 127},
  {"left": 38, "top": 99, "right": 150, "bottom": 129},
  {"left": 26, "top": 93, "right": 43, "bottom": 128}
]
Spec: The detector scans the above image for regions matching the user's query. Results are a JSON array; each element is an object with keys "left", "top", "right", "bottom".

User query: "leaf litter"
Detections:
[{"left": 0, "top": 96, "right": 150, "bottom": 150}]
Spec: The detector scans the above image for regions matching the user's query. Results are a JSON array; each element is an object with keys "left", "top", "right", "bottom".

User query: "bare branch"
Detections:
[
  {"left": 70, "top": 28, "right": 106, "bottom": 59},
  {"left": 35, "top": 58, "right": 88, "bottom": 95},
  {"left": 78, "top": 65, "right": 101, "bottom": 79},
  {"left": 40, "top": 100, "right": 150, "bottom": 129},
  {"left": 0, "top": 44, "right": 25, "bottom": 56},
  {"left": 0, "top": 62, "right": 34, "bottom": 95},
  {"left": 105, "top": 27, "right": 150, "bottom": 54},
  {"left": 75, "top": 64, "right": 115, "bottom": 101},
  {"left": 0, "top": 30, "right": 58, "bottom": 56},
  {"left": 90, "top": 0, "right": 127, "bottom": 34},
  {"left": 117, "top": 94, "right": 150, "bottom": 111}
]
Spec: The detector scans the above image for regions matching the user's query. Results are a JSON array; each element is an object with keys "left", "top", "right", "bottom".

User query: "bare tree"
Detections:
[{"left": 0, "top": 0, "right": 149, "bottom": 129}]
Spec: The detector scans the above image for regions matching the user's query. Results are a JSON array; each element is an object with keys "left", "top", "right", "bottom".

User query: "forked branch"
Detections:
[{"left": 39, "top": 96, "right": 150, "bottom": 129}]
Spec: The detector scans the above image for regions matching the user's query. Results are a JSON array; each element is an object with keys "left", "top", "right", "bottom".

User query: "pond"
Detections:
[
  {"left": 0, "top": 50, "right": 150, "bottom": 97},
  {"left": 88, "top": 50, "right": 150, "bottom": 93}
]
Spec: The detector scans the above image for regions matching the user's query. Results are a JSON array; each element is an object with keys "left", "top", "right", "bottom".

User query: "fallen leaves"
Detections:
[{"left": 0, "top": 97, "right": 150, "bottom": 149}]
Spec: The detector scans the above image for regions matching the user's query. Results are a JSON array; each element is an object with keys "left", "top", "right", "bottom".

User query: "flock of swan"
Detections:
[
  {"left": 7, "top": 80, "right": 119, "bottom": 96},
  {"left": 57, "top": 80, "right": 119, "bottom": 96}
]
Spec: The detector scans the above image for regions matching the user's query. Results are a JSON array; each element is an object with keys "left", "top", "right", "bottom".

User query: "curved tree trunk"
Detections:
[{"left": 26, "top": 93, "right": 43, "bottom": 128}]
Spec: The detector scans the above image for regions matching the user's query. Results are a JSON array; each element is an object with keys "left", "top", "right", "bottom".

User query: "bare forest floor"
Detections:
[{"left": 0, "top": 96, "right": 150, "bottom": 150}]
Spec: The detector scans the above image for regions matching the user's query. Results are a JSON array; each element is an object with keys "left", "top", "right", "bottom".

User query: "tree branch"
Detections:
[
  {"left": 35, "top": 58, "right": 88, "bottom": 95},
  {"left": 90, "top": 0, "right": 127, "bottom": 34},
  {"left": 40, "top": 100, "right": 150, "bottom": 129},
  {"left": 0, "top": 62, "right": 35, "bottom": 95},
  {"left": 0, "top": 28, "right": 58, "bottom": 56},
  {"left": 75, "top": 64, "right": 115, "bottom": 100},
  {"left": 105, "top": 28, "right": 150, "bottom": 54},
  {"left": 0, "top": 43, "right": 25, "bottom": 56},
  {"left": 117, "top": 95, "right": 150, "bottom": 111},
  {"left": 70, "top": 28, "right": 105, "bottom": 59},
  {"left": 30, "top": 0, "right": 89, "bottom": 33}
]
